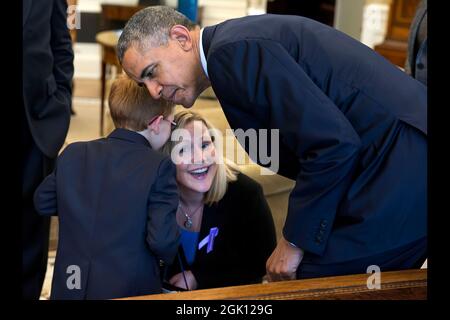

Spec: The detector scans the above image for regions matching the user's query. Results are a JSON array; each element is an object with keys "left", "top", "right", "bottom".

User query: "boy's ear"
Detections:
[{"left": 148, "top": 115, "right": 163, "bottom": 135}]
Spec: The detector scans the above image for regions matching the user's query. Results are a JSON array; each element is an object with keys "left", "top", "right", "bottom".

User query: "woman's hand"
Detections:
[
  {"left": 169, "top": 270, "right": 198, "bottom": 290},
  {"left": 266, "top": 236, "right": 304, "bottom": 282}
]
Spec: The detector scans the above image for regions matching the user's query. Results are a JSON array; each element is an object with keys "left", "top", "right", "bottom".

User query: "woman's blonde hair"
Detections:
[{"left": 162, "top": 110, "right": 240, "bottom": 205}]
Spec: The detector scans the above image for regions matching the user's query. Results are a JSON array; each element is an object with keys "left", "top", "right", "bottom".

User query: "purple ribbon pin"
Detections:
[{"left": 198, "top": 227, "right": 219, "bottom": 253}]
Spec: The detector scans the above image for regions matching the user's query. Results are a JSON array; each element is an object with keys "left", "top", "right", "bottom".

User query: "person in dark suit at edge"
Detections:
[
  {"left": 22, "top": 0, "right": 74, "bottom": 299},
  {"left": 117, "top": 6, "right": 427, "bottom": 281},
  {"left": 405, "top": 0, "right": 427, "bottom": 86}
]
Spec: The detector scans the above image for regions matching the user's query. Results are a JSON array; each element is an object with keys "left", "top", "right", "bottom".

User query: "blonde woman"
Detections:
[{"left": 162, "top": 111, "right": 276, "bottom": 290}]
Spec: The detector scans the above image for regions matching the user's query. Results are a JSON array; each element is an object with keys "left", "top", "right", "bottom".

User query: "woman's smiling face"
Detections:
[{"left": 174, "top": 120, "right": 218, "bottom": 194}]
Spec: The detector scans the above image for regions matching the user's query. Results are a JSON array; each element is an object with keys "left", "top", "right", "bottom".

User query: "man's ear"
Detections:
[
  {"left": 148, "top": 115, "right": 163, "bottom": 135},
  {"left": 169, "top": 25, "right": 192, "bottom": 51}
]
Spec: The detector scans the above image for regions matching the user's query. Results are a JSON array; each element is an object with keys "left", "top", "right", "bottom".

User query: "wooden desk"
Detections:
[
  {"left": 118, "top": 269, "right": 427, "bottom": 300},
  {"left": 375, "top": 39, "right": 409, "bottom": 67},
  {"left": 96, "top": 30, "right": 121, "bottom": 136},
  {"left": 374, "top": 0, "right": 420, "bottom": 67}
]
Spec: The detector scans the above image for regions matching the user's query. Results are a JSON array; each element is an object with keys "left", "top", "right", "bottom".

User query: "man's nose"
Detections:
[{"left": 144, "top": 80, "right": 163, "bottom": 99}]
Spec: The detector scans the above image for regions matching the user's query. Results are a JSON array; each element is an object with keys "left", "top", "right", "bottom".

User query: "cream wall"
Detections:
[
  {"left": 335, "top": 0, "right": 392, "bottom": 48},
  {"left": 361, "top": 0, "right": 391, "bottom": 48},
  {"left": 334, "top": 0, "right": 366, "bottom": 40},
  {"left": 77, "top": 0, "right": 139, "bottom": 12}
]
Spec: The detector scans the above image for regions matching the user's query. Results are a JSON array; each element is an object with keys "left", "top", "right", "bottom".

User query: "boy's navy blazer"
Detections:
[
  {"left": 201, "top": 14, "right": 427, "bottom": 263},
  {"left": 34, "top": 129, "right": 180, "bottom": 299}
]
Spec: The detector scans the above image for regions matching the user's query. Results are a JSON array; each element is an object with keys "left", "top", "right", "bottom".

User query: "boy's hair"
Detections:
[
  {"left": 108, "top": 75, "right": 174, "bottom": 131},
  {"left": 161, "top": 110, "right": 240, "bottom": 205}
]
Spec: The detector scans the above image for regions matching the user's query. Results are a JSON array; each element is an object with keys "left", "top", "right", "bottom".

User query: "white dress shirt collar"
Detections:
[{"left": 199, "top": 28, "right": 209, "bottom": 79}]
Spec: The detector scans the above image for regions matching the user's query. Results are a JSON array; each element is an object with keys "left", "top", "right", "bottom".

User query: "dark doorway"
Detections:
[{"left": 266, "top": 0, "right": 336, "bottom": 27}]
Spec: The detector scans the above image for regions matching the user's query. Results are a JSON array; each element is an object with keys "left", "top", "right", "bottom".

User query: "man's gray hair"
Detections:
[{"left": 117, "top": 6, "right": 197, "bottom": 63}]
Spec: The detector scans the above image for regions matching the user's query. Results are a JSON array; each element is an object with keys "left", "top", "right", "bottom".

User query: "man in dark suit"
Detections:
[
  {"left": 23, "top": 0, "right": 74, "bottom": 299},
  {"left": 118, "top": 6, "right": 427, "bottom": 280},
  {"left": 405, "top": 0, "right": 427, "bottom": 86}
]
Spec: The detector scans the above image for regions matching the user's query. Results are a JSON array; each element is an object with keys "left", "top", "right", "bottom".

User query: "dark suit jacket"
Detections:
[
  {"left": 405, "top": 0, "right": 427, "bottom": 86},
  {"left": 34, "top": 129, "right": 180, "bottom": 299},
  {"left": 23, "top": 0, "right": 74, "bottom": 158},
  {"left": 202, "top": 14, "right": 427, "bottom": 264},
  {"left": 167, "top": 173, "right": 277, "bottom": 289}
]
